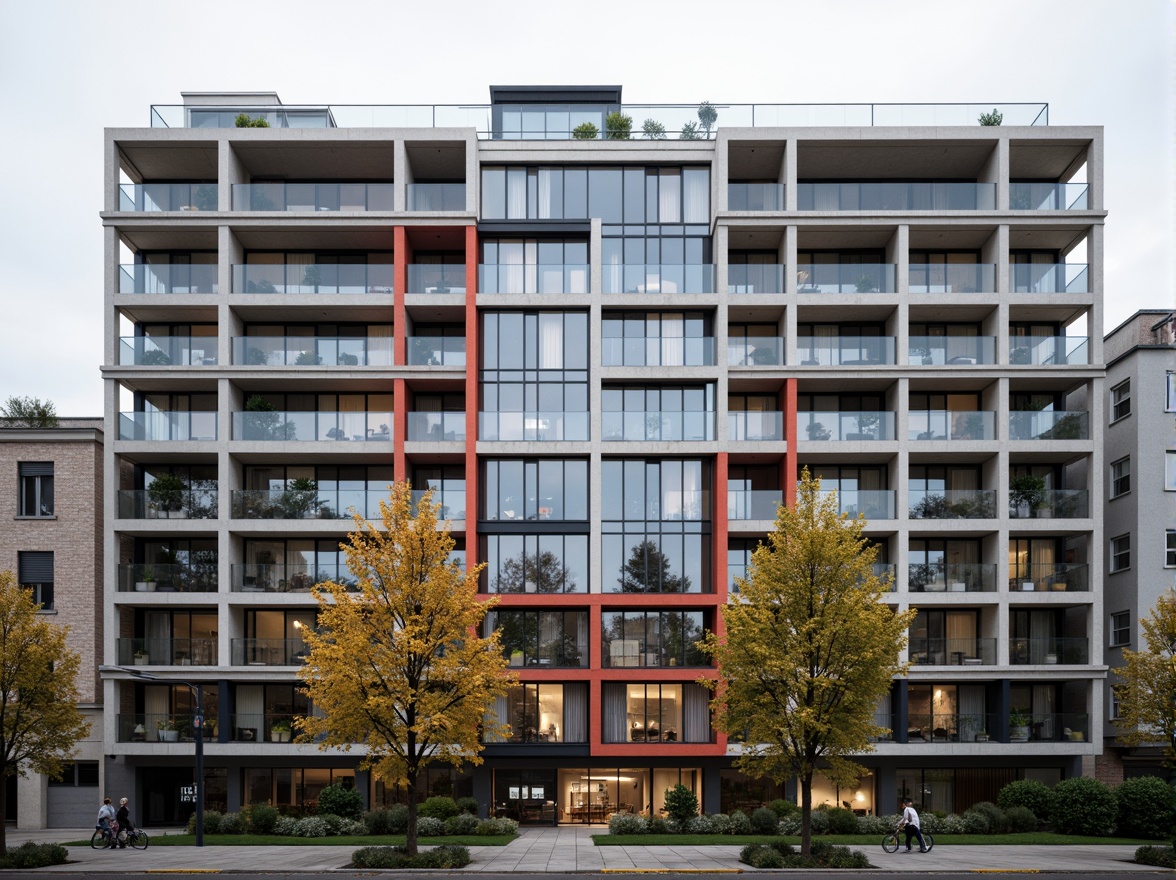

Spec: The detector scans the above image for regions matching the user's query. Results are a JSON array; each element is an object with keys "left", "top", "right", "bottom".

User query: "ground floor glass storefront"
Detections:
[{"left": 492, "top": 766, "right": 700, "bottom": 824}]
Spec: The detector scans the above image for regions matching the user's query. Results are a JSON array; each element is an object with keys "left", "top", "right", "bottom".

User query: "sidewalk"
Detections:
[{"left": 4, "top": 825, "right": 1157, "bottom": 873}]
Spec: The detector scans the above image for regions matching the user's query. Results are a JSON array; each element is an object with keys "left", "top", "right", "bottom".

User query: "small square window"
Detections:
[
  {"left": 18, "top": 462, "right": 54, "bottom": 516},
  {"left": 1110, "top": 611, "right": 1131, "bottom": 647},
  {"left": 1110, "top": 457, "right": 1131, "bottom": 498},
  {"left": 1110, "top": 534, "right": 1131, "bottom": 573},
  {"left": 1167, "top": 530, "right": 1176, "bottom": 568},
  {"left": 1111, "top": 380, "right": 1131, "bottom": 421},
  {"left": 1110, "top": 686, "right": 1122, "bottom": 721},
  {"left": 17, "top": 550, "right": 53, "bottom": 611}
]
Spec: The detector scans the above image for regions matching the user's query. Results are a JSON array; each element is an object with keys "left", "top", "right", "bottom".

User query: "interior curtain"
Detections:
[
  {"left": 604, "top": 246, "right": 622, "bottom": 295},
  {"left": 485, "top": 695, "right": 509, "bottom": 742},
  {"left": 367, "top": 324, "right": 392, "bottom": 366},
  {"left": 564, "top": 682, "right": 587, "bottom": 743},
  {"left": 506, "top": 170, "right": 527, "bottom": 219},
  {"left": 602, "top": 682, "right": 626, "bottom": 743},
  {"left": 537, "top": 169, "right": 554, "bottom": 220},
  {"left": 145, "top": 686, "right": 169, "bottom": 741},
  {"left": 959, "top": 685, "right": 986, "bottom": 737},
  {"left": 539, "top": 313, "right": 564, "bottom": 369},
  {"left": 1032, "top": 684, "right": 1055, "bottom": 738},
  {"left": 145, "top": 611, "right": 171, "bottom": 665},
  {"left": 682, "top": 169, "right": 708, "bottom": 223},
  {"left": 658, "top": 170, "right": 681, "bottom": 222},
  {"left": 287, "top": 253, "right": 312, "bottom": 294},
  {"left": 576, "top": 614, "right": 589, "bottom": 665},
  {"left": 236, "top": 684, "right": 265, "bottom": 740},
  {"left": 947, "top": 611, "right": 976, "bottom": 659},
  {"left": 1029, "top": 613, "right": 1056, "bottom": 664},
  {"left": 682, "top": 683, "right": 711, "bottom": 743},
  {"left": 816, "top": 324, "right": 837, "bottom": 365},
  {"left": 660, "top": 314, "right": 684, "bottom": 366}
]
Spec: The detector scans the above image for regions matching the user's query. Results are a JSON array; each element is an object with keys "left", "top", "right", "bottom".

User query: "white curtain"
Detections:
[
  {"left": 537, "top": 169, "right": 554, "bottom": 219},
  {"left": 947, "top": 611, "right": 976, "bottom": 660},
  {"left": 367, "top": 324, "right": 392, "bottom": 366},
  {"left": 485, "top": 695, "right": 509, "bottom": 742},
  {"left": 682, "top": 683, "right": 711, "bottom": 743},
  {"left": 1029, "top": 613, "right": 1056, "bottom": 664},
  {"left": 145, "top": 611, "right": 171, "bottom": 664},
  {"left": 959, "top": 685, "right": 986, "bottom": 740},
  {"left": 682, "top": 168, "right": 709, "bottom": 222},
  {"left": 660, "top": 313, "right": 684, "bottom": 366},
  {"left": 658, "top": 170, "right": 680, "bottom": 222},
  {"left": 564, "top": 682, "right": 587, "bottom": 743},
  {"left": 602, "top": 683, "right": 626, "bottom": 743},
  {"left": 1032, "top": 685, "right": 1055, "bottom": 738},
  {"left": 816, "top": 324, "right": 837, "bottom": 365},
  {"left": 145, "top": 686, "right": 170, "bottom": 742},
  {"left": 236, "top": 684, "right": 265, "bottom": 741},
  {"left": 539, "top": 314, "right": 563, "bottom": 369},
  {"left": 506, "top": 169, "right": 527, "bottom": 219},
  {"left": 287, "top": 253, "right": 313, "bottom": 294}
]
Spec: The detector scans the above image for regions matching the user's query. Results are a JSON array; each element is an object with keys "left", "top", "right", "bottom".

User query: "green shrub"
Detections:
[
  {"left": 961, "top": 805, "right": 993, "bottom": 834},
  {"left": 292, "top": 816, "right": 330, "bottom": 837},
  {"left": 444, "top": 813, "right": 479, "bottom": 835},
  {"left": 749, "top": 805, "right": 778, "bottom": 834},
  {"left": 968, "top": 801, "right": 1007, "bottom": 833},
  {"left": 646, "top": 816, "right": 670, "bottom": 834},
  {"left": 387, "top": 804, "right": 409, "bottom": 833},
  {"left": 416, "top": 816, "right": 445, "bottom": 836},
  {"left": 825, "top": 806, "right": 859, "bottom": 835},
  {"left": 572, "top": 122, "right": 599, "bottom": 140},
  {"left": 363, "top": 808, "right": 396, "bottom": 836},
  {"left": 1116, "top": 776, "right": 1174, "bottom": 839},
  {"left": 740, "top": 844, "right": 785, "bottom": 868},
  {"left": 186, "top": 809, "right": 222, "bottom": 835},
  {"left": 475, "top": 816, "right": 518, "bottom": 835},
  {"left": 664, "top": 784, "right": 699, "bottom": 827},
  {"left": 218, "top": 812, "right": 247, "bottom": 834},
  {"left": 0, "top": 842, "right": 69, "bottom": 869},
  {"left": 768, "top": 798, "right": 798, "bottom": 817},
  {"left": 352, "top": 843, "right": 471, "bottom": 869},
  {"left": 247, "top": 803, "right": 279, "bottom": 834},
  {"left": 317, "top": 783, "right": 364, "bottom": 820},
  {"left": 609, "top": 812, "right": 648, "bottom": 834},
  {"left": 274, "top": 816, "right": 299, "bottom": 836},
  {"left": 418, "top": 795, "right": 459, "bottom": 820},
  {"left": 808, "top": 808, "right": 830, "bottom": 835},
  {"left": 728, "top": 810, "right": 751, "bottom": 834},
  {"left": 1135, "top": 845, "right": 1176, "bottom": 867},
  {"left": 997, "top": 778, "right": 1054, "bottom": 824},
  {"left": 455, "top": 795, "right": 479, "bottom": 815},
  {"left": 1003, "top": 805, "right": 1038, "bottom": 831},
  {"left": 1051, "top": 777, "right": 1117, "bottom": 836},
  {"left": 741, "top": 840, "right": 866, "bottom": 869}
]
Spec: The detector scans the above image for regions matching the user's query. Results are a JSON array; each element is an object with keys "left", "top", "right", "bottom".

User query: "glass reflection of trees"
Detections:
[
  {"left": 489, "top": 610, "right": 588, "bottom": 668},
  {"left": 602, "top": 610, "right": 706, "bottom": 667}
]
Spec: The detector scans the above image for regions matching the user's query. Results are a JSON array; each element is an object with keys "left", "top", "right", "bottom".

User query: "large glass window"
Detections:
[
  {"left": 489, "top": 683, "right": 586, "bottom": 744},
  {"left": 482, "top": 459, "right": 587, "bottom": 521},
  {"left": 412, "top": 465, "right": 466, "bottom": 520},
  {"left": 601, "top": 386, "right": 715, "bottom": 441},
  {"left": 602, "top": 312, "right": 712, "bottom": 366},
  {"left": 240, "top": 464, "right": 394, "bottom": 519},
  {"left": 18, "top": 462, "right": 53, "bottom": 516},
  {"left": 482, "top": 534, "right": 588, "bottom": 594},
  {"left": 488, "top": 610, "right": 588, "bottom": 668},
  {"left": 481, "top": 239, "right": 589, "bottom": 294},
  {"left": 601, "top": 682, "right": 712, "bottom": 744},
  {"left": 602, "top": 610, "right": 706, "bottom": 668},
  {"left": 17, "top": 550, "right": 53, "bottom": 610}
]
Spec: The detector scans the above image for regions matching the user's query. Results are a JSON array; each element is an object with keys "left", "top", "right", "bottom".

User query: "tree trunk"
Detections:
[
  {"left": 0, "top": 772, "right": 7, "bottom": 854},
  {"left": 800, "top": 771, "right": 812, "bottom": 856},
  {"left": 405, "top": 771, "right": 419, "bottom": 857}
]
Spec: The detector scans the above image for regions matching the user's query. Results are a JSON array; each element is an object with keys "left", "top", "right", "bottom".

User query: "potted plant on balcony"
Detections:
[
  {"left": 1009, "top": 474, "right": 1048, "bottom": 518},
  {"left": 136, "top": 565, "right": 156, "bottom": 592},
  {"left": 134, "top": 648, "right": 149, "bottom": 665},
  {"left": 270, "top": 719, "right": 292, "bottom": 743},
  {"left": 148, "top": 472, "right": 187, "bottom": 518},
  {"left": 910, "top": 345, "right": 933, "bottom": 366},
  {"left": 156, "top": 718, "right": 179, "bottom": 742},
  {"left": 1009, "top": 706, "right": 1031, "bottom": 742}
]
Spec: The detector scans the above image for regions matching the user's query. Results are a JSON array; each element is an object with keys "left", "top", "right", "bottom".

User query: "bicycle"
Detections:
[
  {"left": 881, "top": 824, "right": 934, "bottom": 853},
  {"left": 90, "top": 822, "right": 116, "bottom": 849},
  {"left": 121, "top": 828, "right": 150, "bottom": 850}
]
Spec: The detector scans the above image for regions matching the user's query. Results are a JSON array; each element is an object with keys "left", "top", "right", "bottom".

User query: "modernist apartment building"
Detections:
[
  {"left": 1098, "top": 310, "right": 1176, "bottom": 782},
  {"left": 0, "top": 418, "right": 105, "bottom": 828},
  {"left": 101, "top": 87, "right": 1106, "bottom": 823}
]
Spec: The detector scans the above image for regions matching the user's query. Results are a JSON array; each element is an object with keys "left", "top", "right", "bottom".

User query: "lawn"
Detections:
[
  {"left": 594, "top": 832, "right": 1158, "bottom": 847},
  {"left": 66, "top": 832, "right": 516, "bottom": 847}
]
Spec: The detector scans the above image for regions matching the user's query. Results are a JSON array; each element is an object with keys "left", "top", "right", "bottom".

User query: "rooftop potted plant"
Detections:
[
  {"left": 572, "top": 121, "right": 599, "bottom": 140},
  {"left": 604, "top": 111, "right": 633, "bottom": 140}
]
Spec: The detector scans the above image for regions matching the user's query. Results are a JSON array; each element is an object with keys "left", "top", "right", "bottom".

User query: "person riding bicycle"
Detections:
[
  {"left": 114, "top": 797, "right": 135, "bottom": 848},
  {"left": 96, "top": 797, "right": 116, "bottom": 848},
  {"left": 899, "top": 797, "right": 928, "bottom": 853}
]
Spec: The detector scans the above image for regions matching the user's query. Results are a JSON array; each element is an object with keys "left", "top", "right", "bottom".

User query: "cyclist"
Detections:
[
  {"left": 899, "top": 797, "right": 928, "bottom": 853},
  {"left": 114, "top": 797, "right": 135, "bottom": 848},
  {"left": 95, "top": 797, "right": 116, "bottom": 849}
]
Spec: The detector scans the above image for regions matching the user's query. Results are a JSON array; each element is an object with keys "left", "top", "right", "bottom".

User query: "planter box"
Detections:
[
  {"left": 134, "top": 656, "right": 149, "bottom": 666},
  {"left": 949, "top": 582, "right": 966, "bottom": 592},
  {"left": 158, "top": 729, "right": 179, "bottom": 742},
  {"left": 1021, "top": 582, "right": 1035, "bottom": 591}
]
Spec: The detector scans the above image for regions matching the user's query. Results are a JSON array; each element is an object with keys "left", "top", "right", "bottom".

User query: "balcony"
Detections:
[
  {"left": 1010, "top": 336, "right": 1089, "bottom": 366},
  {"left": 119, "top": 412, "right": 217, "bottom": 442},
  {"left": 232, "top": 411, "right": 391, "bottom": 442},
  {"left": 818, "top": 489, "right": 897, "bottom": 520},
  {"left": 118, "top": 713, "right": 217, "bottom": 743},
  {"left": 727, "top": 264, "right": 784, "bottom": 294},
  {"left": 603, "top": 337, "right": 715, "bottom": 367},
  {"left": 231, "top": 638, "right": 307, "bottom": 666},
  {"left": 727, "top": 337, "right": 783, "bottom": 366},
  {"left": 797, "top": 182, "right": 995, "bottom": 211},
  {"left": 1008, "top": 411, "right": 1088, "bottom": 441},
  {"left": 479, "top": 411, "right": 589, "bottom": 442},
  {"left": 601, "top": 411, "right": 714, "bottom": 442},
  {"left": 1009, "top": 488, "right": 1089, "bottom": 519},
  {"left": 231, "top": 488, "right": 384, "bottom": 520},
  {"left": 603, "top": 264, "right": 714, "bottom": 295},
  {"left": 231, "top": 336, "right": 393, "bottom": 366},
  {"left": 117, "top": 487, "right": 218, "bottom": 519},
  {"left": 906, "top": 336, "right": 996, "bottom": 366},
  {"left": 800, "top": 411, "right": 895, "bottom": 441},
  {"left": 728, "top": 490, "right": 783, "bottom": 521},
  {"left": 909, "top": 637, "right": 998, "bottom": 666},
  {"left": 407, "top": 264, "right": 466, "bottom": 294},
  {"left": 908, "top": 264, "right": 996, "bottom": 294},
  {"left": 232, "top": 562, "right": 353, "bottom": 593},
  {"left": 1010, "top": 637, "right": 1090, "bottom": 665},
  {"left": 796, "top": 264, "right": 896, "bottom": 293},
  {"left": 232, "top": 263, "right": 393, "bottom": 294},
  {"left": 406, "top": 411, "right": 466, "bottom": 442},
  {"left": 119, "top": 264, "right": 218, "bottom": 295},
  {"left": 1010, "top": 183, "right": 1089, "bottom": 211},
  {"left": 728, "top": 411, "right": 783, "bottom": 441},
  {"left": 478, "top": 263, "right": 590, "bottom": 295},
  {"left": 117, "top": 563, "right": 217, "bottom": 593},
  {"left": 406, "top": 336, "right": 466, "bottom": 366},
  {"left": 908, "top": 489, "right": 997, "bottom": 519},
  {"left": 119, "top": 183, "right": 218, "bottom": 212},
  {"left": 908, "top": 562, "right": 998, "bottom": 593},
  {"left": 1010, "top": 264, "right": 1089, "bottom": 294},
  {"left": 230, "top": 182, "right": 393, "bottom": 211},
  {"left": 727, "top": 183, "right": 784, "bottom": 211},
  {"left": 410, "top": 489, "right": 467, "bottom": 521},
  {"left": 908, "top": 411, "right": 996, "bottom": 441},
  {"left": 407, "top": 183, "right": 466, "bottom": 211},
  {"left": 228, "top": 713, "right": 301, "bottom": 744},
  {"left": 796, "top": 336, "right": 894, "bottom": 366},
  {"left": 119, "top": 336, "right": 218, "bottom": 366},
  {"left": 117, "top": 638, "right": 217, "bottom": 667},
  {"left": 1009, "top": 563, "right": 1089, "bottom": 593}
]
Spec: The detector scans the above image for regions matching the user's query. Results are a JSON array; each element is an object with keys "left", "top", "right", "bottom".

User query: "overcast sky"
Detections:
[{"left": 0, "top": 0, "right": 1171, "bottom": 416}]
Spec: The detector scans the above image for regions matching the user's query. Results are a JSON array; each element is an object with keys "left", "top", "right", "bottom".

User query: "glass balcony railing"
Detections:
[
  {"left": 119, "top": 183, "right": 218, "bottom": 212},
  {"left": 232, "top": 263, "right": 393, "bottom": 294},
  {"left": 909, "top": 637, "right": 998, "bottom": 666},
  {"left": 728, "top": 490, "right": 783, "bottom": 520},
  {"left": 1010, "top": 182, "right": 1089, "bottom": 211},
  {"left": 905, "top": 713, "right": 1004, "bottom": 744},
  {"left": 119, "top": 263, "right": 218, "bottom": 294},
  {"left": 117, "top": 638, "right": 217, "bottom": 666},
  {"left": 231, "top": 336, "right": 393, "bottom": 366},
  {"left": 1006, "top": 713, "right": 1090, "bottom": 744},
  {"left": 1009, "top": 562, "right": 1089, "bottom": 592},
  {"left": 229, "top": 713, "right": 303, "bottom": 744},
  {"left": 818, "top": 489, "right": 897, "bottom": 520},
  {"left": 118, "top": 713, "right": 218, "bottom": 743},
  {"left": 728, "top": 263, "right": 784, "bottom": 294},
  {"left": 407, "top": 183, "right": 466, "bottom": 211},
  {"left": 117, "top": 562, "right": 217, "bottom": 593},
  {"left": 406, "top": 412, "right": 467, "bottom": 442},
  {"left": 479, "top": 411, "right": 590, "bottom": 442},
  {"left": 799, "top": 411, "right": 895, "bottom": 441},
  {"left": 603, "top": 264, "right": 714, "bottom": 295},
  {"left": 1010, "top": 263, "right": 1089, "bottom": 293},
  {"left": 1010, "top": 336, "right": 1089, "bottom": 366},
  {"left": 406, "top": 336, "right": 466, "bottom": 366},
  {"left": 232, "top": 411, "right": 392, "bottom": 442},
  {"left": 603, "top": 337, "right": 715, "bottom": 367},
  {"left": 796, "top": 336, "right": 895, "bottom": 366},
  {"left": 797, "top": 182, "right": 996, "bottom": 211},
  {"left": 795, "top": 263, "right": 896, "bottom": 293},
  {"left": 410, "top": 488, "right": 467, "bottom": 521},
  {"left": 727, "top": 183, "right": 784, "bottom": 211},
  {"left": 728, "top": 411, "right": 783, "bottom": 441},
  {"left": 119, "top": 336, "right": 218, "bottom": 366},
  {"left": 232, "top": 488, "right": 350, "bottom": 520},
  {"left": 1008, "top": 410, "right": 1088, "bottom": 440},
  {"left": 727, "top": 337, "right": 783, "bottom": 366},
  {"left": 601, "top": 411, "right": 714, "bottom": 442},
  {"left": 479, "top": 263, "right": 590, "bottom": 294},
  {"left": 231, "top": 182, "right": 393, "bottom": 211},
  {"left": 407, "top": 264, "right": 466, "bottom": 293},
  {"left": 1010, "top": 637, "right": 1089, "bottom": 665},
  {"left": 1009, "top": 488, "right": 1089, "bottom": 519},
  {"left": 907, "top": 562, "right": 998, "bottom": 593},
  {"left": 908, "top": 411, "right": 996, "bottom": 441},
  {"left": 908, "top": 263, "right": 996, "bottom": 293},
  {"left": 908, "top": 489, "right": 997, "bottom": 519},
  {"left": 117, "top": 487, "right": 218, "bottom": 519},
  {"left": 231, "top": 638, "right": 308, "bottom": 666},
  {"left": 119, "top": 412, "right": 217, "bottom": 441},
  {"left": 232, "top": 562, "right": 355, "bottom": 592},
  {"left": 906, "top": 336, "right": 996, "bottom": 366}
]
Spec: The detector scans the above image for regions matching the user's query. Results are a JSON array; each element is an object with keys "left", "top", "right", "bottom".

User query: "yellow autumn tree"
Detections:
[
  {"left": 1112, "top": 591, "right": 1176, "bottom": 766},
  {"left": 297, "top": 482, "right": 515, "bottom": 854},
  {"left": 0, "top": 570, "right": 90, "bottom": 853},
  {"left": 700, "top": 469, "right": 915, "bottom": 855}
]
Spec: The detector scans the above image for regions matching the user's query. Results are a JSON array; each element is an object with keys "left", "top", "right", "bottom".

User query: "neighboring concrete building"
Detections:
[
  {"left": 0, "top": 418, "right": 104, "bottom": 828},
  {"left": 100, "top": 88, "right": 1105, "bottom": 823},
  {"left": 1097, "top": 309, "right": 1176, "bottom": 782}
]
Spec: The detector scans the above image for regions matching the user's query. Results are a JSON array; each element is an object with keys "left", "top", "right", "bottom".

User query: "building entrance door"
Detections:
[{"left": 492, "top": 769, "right": 557, "bottom": 825}]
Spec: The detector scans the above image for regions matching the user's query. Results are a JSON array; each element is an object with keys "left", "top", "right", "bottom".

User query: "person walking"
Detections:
[
  {"left": 114, "top": 797, "right": 135, "bottom": 848},
  {"left": 96, "top": 797, "right": 116, "bottom": 848},
  {"left": 900, "top": 797, "right": 928, "bottom": 853}
]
